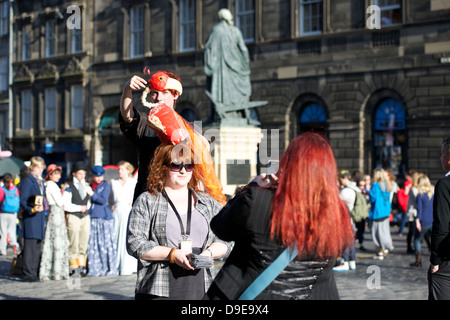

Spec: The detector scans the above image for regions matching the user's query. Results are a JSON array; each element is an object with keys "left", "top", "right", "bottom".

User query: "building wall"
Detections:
[{"left": 10, "top": 0, "right": 450, "bottom": 184}]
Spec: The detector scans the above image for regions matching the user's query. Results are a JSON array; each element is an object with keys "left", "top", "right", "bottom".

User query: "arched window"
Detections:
[
  {"left": 374, "top": 98, "right": 405, "bottom": 131},
  {"left": 300, "top": 103, "right": 326, "bottom": 122},
  {"left": 299, "top": 103, "right": 327, "bottom": 136},
  {"left": 373, "top": 98, "right": 407, "bottom": 176}
]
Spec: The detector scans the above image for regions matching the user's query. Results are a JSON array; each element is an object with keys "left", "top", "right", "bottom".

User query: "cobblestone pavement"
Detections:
[
  {"left": 0, "top": 226, "right": 429, "bottom": 300},
  {"left": 334, "top": 226, "right": 429, "bottom": 300}
]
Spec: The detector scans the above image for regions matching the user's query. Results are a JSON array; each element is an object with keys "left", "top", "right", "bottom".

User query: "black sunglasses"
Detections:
[{"left": 169, "top": 162, "right": 194, "bottom": 172}]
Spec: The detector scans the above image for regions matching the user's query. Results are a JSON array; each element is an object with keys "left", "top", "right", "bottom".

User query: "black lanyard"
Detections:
[{"left": 163, "top": 189, "right": 192, "bottom": 237}]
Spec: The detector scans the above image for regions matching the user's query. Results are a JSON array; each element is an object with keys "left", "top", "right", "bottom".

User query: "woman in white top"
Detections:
[
  {"left": 39, "top": 164, "right": 69, "bottom": 281},
  {"left": 111, "top": 161, "right": 137, "bottom": 275}
]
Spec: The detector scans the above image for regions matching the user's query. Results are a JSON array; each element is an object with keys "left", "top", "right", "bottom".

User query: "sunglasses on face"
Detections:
[{"left": 169, "top": 162, "right": 194, "bottom": 172}]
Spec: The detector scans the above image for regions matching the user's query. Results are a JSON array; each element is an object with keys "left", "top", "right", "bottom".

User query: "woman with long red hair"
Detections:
[{"left": 204, "top": 132, "right": 354, "bottom": 300}]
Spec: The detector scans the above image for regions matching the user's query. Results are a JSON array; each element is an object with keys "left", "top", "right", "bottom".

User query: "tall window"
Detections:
[
  {"left": 21, "top": 89, "right": 32, "bottom": 130},
  {"left": 130, "top": 5, "right": 145, "bottom": 58},
  {"left": 70, "top": 85, "right": 83, "bottom": 128},
  {"left": 0, "top": 1, "right": 8, "bottom": 36},
  {"left": 373, "top": 98, "right": 406, "bottom": 175},
  {"left": 45, "top": 20, "right": 56, "bottom": 57},
  {"left": 236, "top": 0, "right": 255, "bottom": 43},
  {"left": 179, "top": 0, "right": 196, "bottom": 52},
  {"left": 299, "top": 0, "right": 323, "bottom": 36},
  {"left": 374, "top": 0, "right": 401, "bottom": 27},
  {"left": 44, "top": 87, "right": 56, "bottom": 129},
  {"left": 22, "top": 25, "right": 31, "bottom": 61},
  {"left": 71, "top": 28, "right": 82, "bottom": 53},
  {"left": 0, "top": 56, "right": 7, "bottom": 92}
]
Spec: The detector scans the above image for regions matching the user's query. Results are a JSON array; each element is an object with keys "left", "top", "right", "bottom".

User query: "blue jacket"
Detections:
[
  {"left": 88, "top": 180, "right": 113, "bottom": 220},
  {"left": 369, "top": 182, "right": 392, "bottom": 221},
  {"left": 19, "top": 174, "right": 46, "bottom": 239},
  {"left": 416, "top": 192, "right": 434, "bottom": 227}
]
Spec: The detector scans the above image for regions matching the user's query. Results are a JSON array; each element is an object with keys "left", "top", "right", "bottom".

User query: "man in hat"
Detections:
[
  {"left": 63, "top": 161, "right": 93, "bottom": 276},
  {"left": 119, "top": 70, "right": 183, "bottom": 203}
]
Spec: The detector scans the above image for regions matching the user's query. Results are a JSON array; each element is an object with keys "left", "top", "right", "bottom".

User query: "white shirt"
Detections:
[
  {"left": 62, "top": 177, "right": 91, "bottom": 213},
  {"left": 340, "top": 182, "right": 359, "bottom": 212},
  {"left": 110, "top": 177, "right": 137, "bottom": 207},
  {"left": 45, "top": 181, "right": 64, "bottom": 208}
]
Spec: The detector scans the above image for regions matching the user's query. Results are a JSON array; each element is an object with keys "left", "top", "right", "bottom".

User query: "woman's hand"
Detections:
[
  {"left": 172, "top": 249, "right": 194, "bottom": 270},
  {"left": 416, "top": 219, "right": 422, "bottom": 232},
  {"left": 252, "top": 173, "right": 278, "bottom": 188}
]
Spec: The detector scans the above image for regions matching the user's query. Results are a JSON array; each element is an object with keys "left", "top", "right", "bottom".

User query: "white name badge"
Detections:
[{"left": 180, "top": 239, "right": 192, "bottom": 254}]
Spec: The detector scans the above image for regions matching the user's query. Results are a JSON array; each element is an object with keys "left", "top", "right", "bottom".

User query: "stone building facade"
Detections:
[
  {"left": 0, "top": 0, "right": 10, "bottom": 150},
  {"left": 9, "top": 0, "right": 450, "bottom": 185}
]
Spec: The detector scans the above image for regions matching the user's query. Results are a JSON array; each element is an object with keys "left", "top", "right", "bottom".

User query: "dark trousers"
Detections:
[
  {"left": 355, "top": 220, "right": 366, "bottom": 245},
  {"left": 428, "top": 261, "right": 450, "bottom": 300},
  {"left": 22, "top": 238, "right": 42, "bottom": 281}
]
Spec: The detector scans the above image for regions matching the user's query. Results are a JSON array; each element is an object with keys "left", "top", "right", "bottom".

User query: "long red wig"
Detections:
[{"left": 270, "top": 132, "right": 353, "bottom": 260}]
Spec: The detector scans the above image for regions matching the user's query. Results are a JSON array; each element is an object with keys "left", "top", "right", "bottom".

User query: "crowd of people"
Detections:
[
  {"left": 0, "top": 158, "right": 138, "bottom": 282},
  {"left": 0, "top": 66, "right": 449, "bottom": 301},
  {"left": 331, "top": 166, "right": 436, "bottom": 272}
]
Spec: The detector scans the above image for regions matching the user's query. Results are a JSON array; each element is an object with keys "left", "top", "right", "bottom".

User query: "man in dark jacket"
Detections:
[
  {"left": 429, "top": 137, "right": 450, "bottom": 299},
  {"left": 119, "top": 71, "right": 182, "bottom": 203},
  {"left": 19, "top": 156, "right": 46, "bottom": 282}
]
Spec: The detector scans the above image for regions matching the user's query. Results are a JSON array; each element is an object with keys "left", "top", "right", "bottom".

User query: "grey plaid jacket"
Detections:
[{"left": 126, "top": 187, "right": 228, "bottom": 297}]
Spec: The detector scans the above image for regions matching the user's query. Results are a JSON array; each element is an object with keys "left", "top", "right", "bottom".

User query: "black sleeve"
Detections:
[
  {"left": 118, "top": 107, "right": 147, "bottom": 145},
  {"left": 210, "top": 187, "right": 253, "bottom": 242},
  {"left": 430, "top": 178, "right": 450, "bottom": 265}
]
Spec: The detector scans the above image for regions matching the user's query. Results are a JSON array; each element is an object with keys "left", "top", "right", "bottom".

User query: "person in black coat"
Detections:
[
  {"left": 19, "top": 156, "right": 47, "bottom": 282},
  {"left": 204, "top": 132, "right": 354, "bottom": 300},
  {"left": 429, "top": 137, "right": 450, "bottom": 299}
]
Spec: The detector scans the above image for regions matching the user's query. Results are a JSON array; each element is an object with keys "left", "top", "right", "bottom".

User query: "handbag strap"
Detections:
[{"left": 238, "top": 245, "right": 298, "bottom": 300}]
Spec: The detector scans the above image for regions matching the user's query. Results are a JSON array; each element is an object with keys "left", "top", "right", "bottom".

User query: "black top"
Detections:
[
  {"left": 430, "top": 175, "right": 450, "bottom": 266},
  {"left": 204, "top": 186, "right": 339, "bottom": 300},
  {"left": 119, "top": 107, "right": 161, "bottom": 203}
]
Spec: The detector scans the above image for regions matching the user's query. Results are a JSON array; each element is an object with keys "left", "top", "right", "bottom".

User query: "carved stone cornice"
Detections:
[
  {"left": 14, "top": 64, "right": 34, "bottom": 83},
  {"left": 61, "top": 57, "right": 85, "bottom": 78},
  {"left": 35, "top": 61, "right": 59, "bottom": 82}
]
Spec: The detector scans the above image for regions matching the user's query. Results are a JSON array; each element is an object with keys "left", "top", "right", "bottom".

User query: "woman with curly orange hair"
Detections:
[
  {"left": 204, "top": 132, "right": 354, "bottom": 300},
  {"left": 126, "top": 141, "right": 229, "bottom": 300}
]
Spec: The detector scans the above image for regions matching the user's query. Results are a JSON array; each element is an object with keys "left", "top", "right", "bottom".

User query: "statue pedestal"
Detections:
[{"left": 207, "top": 125, "right": 263, "bottom": 196}]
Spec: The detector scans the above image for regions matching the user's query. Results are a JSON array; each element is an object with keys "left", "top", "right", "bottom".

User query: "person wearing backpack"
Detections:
[
  {"left": 0, "top": 173, "right": 20, "bottom": 256},
  {"left": 333, "top": 170, "right": 359, "bottom": 272}
]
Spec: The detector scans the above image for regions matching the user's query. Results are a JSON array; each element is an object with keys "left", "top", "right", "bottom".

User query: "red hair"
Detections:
[
  {"left": 270, "top": 132, "right": 353, "bottom": 260},
  {"left": 146, "top": 142, "right": 204, "bottom": 195}
]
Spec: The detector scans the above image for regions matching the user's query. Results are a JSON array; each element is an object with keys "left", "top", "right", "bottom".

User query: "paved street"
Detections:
[
  {"left": 0, "top": 226, "right": 429, "bottom": 301},
  {"left": 334, "top": 226, "right": 429, "bottom": 300}
]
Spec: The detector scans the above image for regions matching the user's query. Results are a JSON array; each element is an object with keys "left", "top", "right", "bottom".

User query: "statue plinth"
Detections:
[
  {"left": 203, "top": 96, "right": 266, "bottom": 196},
  {"left": 204, "top": 125, "right": 263, "bottom": 196}
]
